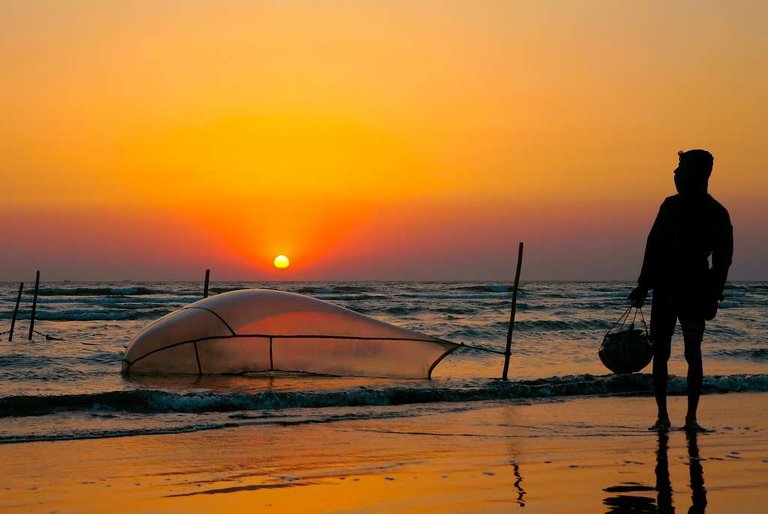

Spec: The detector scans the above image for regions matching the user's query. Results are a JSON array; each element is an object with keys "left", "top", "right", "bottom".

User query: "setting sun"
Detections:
[{"left": 273, "top": 254, "right": 290, "bottom": 270}]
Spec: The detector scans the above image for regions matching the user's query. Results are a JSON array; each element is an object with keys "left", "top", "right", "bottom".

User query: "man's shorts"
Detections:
[{"left": 650, "top": 291, "right": 705, "bottom": 361}]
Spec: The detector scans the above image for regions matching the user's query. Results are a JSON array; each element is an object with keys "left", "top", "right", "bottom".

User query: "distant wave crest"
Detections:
[
  {"left": 35, "top": 287, "right": 166, "bottom": 296},
  {"left": 0, "top": 308, "right": 174, "bottom": 322},
  {"left": 713, "top": 348, "right": 768, "bottom": 362}
]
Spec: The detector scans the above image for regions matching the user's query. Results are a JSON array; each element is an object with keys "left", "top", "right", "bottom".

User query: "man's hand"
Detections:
[
  {"left": 629, "top": 286, "right": 648, "bottom": 308},
  {"left": 703, "top": 286, "right": 724, "bottom": 321}
]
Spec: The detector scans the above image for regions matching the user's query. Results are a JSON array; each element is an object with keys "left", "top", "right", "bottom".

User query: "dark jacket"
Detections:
[{"left": 638, "top": 193, "right": 733, "bottom": 318}]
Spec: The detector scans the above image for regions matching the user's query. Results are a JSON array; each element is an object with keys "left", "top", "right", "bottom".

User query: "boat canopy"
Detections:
[{"left": 122, "top": 289, "right": 459, "bottom": 378}]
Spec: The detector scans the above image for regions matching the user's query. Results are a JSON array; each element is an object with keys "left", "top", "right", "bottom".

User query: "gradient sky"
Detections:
[{"left": 1, "top": 1, "right": 766, "bottom": 281}]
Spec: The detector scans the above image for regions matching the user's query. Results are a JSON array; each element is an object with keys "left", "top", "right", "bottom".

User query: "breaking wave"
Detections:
[{"left": 2, "top": 373, "right": 766, "bottom": 419}]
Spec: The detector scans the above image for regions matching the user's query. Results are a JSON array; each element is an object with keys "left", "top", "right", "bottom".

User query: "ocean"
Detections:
[{"left": 0, "top": 281, "right": 766, "bottom": 444}]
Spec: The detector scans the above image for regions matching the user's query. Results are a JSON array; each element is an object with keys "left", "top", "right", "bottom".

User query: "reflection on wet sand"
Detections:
[
  {"left": 602, "top": 431, "right": 706, "bottom": 513},
  {"left": 687, "top": 431, "right": 707, "bottom": 514},
  {"left": 511, "top": 460, "right": 526, "bottom": 507},
  {"left": 657, "top": 431, "right": 674, "bottom": 514}
]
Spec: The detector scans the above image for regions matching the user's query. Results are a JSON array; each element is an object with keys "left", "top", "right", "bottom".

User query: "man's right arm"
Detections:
[{"left": 710, "top": 208, "right": 734, "bottom": 300}]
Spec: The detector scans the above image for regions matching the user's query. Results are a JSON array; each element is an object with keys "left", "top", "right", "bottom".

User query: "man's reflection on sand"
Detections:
[
  {"left": 656, "top": 431, "right": 675, "bottom": 514},
  {"left": 602, "top": 431, "right": 706, "bottom": 513},
  {"left": 686, "top": 431, "right": 707, "bottom": 514}
]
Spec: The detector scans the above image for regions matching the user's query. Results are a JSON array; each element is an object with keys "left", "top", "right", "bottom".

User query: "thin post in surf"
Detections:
[
  {"left": 28, "top": 271, "right": 40, "bottom": 341},
  {"left": 8, "top": 282, "right": 24, "bottom": 341},
  {"left": 203, "top": 269, "right": 211, "bottom": 298},
  {"left": 502, "top": 242, "right": 524, "bottom": 381}
]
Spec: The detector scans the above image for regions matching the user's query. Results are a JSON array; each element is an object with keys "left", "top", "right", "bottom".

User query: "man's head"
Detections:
[{"left": 675, "top": 149, "right": 713, "bottom": 195}]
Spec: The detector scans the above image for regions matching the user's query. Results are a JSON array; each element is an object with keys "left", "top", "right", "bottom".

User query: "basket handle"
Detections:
[{"left": 605, "top": 305, "right": 649, "bottom": 339}]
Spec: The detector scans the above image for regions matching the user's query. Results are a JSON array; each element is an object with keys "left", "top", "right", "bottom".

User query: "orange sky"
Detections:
[{"left": 1, "top": 1, "right": 766, "bottom": 280}]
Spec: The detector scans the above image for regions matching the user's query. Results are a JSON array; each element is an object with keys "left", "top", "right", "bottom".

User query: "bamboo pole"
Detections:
[
  {"left": 8, "top": 282, "right": 24, "bottom": 341},
  {"left": 502, "top": 242, "right": 524, "bottom": 380},
  {"left": 28, "top": 271, "right": 40, "bottom": 340},
  {"left": 203, "top": 269, "right": 211, "bottom": 298}
]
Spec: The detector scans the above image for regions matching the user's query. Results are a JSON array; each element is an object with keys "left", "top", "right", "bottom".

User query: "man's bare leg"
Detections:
[
  {"left": 651, "top": 350, "right": 672, "bottom": 431},
  {"left": 683, "top": 321, "right": 706, "bottom": 432},
  {"left": 649, "top": 297, "right": 675, "bottom": 431}
]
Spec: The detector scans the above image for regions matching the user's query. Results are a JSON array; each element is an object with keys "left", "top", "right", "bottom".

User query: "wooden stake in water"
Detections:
[
  {"left": 502, "top": 242, "right": 524, "bottom": 381},
  {"left": 28, "top": 271, "right": 40, "bottom": 340},
  {"left": 203, "top": 269, "right": 211, "bottom": 298},
  {"left": 8, "top": 282, "right": 24, "bottom": 342}
]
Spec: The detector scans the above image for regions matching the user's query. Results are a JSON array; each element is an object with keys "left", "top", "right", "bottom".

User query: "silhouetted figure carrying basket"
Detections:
[{"left": 629, "top": 149, "right": 733, "bottom": 433}]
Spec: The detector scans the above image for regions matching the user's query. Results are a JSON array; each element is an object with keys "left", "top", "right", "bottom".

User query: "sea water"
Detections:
[{"left": 0, "top": 281, "right": 765, "bottom": 443}]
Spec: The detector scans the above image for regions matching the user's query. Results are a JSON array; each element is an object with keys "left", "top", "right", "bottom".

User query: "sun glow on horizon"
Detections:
[{"left": 0, "top": 2, "right": 766, "bottom": 281}]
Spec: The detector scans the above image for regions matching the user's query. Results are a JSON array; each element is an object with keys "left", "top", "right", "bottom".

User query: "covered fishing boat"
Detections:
[{"left": 122, "top": 289, "right": 460, "bottom": 378}]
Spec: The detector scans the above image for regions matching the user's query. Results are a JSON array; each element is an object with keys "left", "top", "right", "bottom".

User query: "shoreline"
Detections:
[
  {"left": 2, "top": 374, "right": 767, "bottom": 446},
  {"left": 3, "top": 392, "right": 767, "bottom": 513}
]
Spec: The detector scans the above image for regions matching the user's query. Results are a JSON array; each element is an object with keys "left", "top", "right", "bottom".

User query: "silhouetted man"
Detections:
[{"left": 629, "top": 150, "right": 733, "bottom": 432}]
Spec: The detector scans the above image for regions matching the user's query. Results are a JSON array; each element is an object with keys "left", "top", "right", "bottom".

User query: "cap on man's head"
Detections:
[{"left": 678, "top": 149, "right": 714, "bottom": 179}]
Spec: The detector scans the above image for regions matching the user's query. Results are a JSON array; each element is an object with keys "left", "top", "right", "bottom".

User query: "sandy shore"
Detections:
[{"left": 2, "top": 392, "right": 767, "bottom": 513}]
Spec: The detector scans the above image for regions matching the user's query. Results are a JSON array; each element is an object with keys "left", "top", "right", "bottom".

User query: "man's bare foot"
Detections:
[
  {"left": 684, "top": 418, "right": 709, "bottom": 433},
  {"left": 649, "top": 417, "right": 671, "bottom": 432}
]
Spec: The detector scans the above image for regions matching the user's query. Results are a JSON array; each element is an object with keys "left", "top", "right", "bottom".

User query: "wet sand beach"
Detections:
[{"left": 3, "top": 392, "right": 767, "bottom": 513}]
